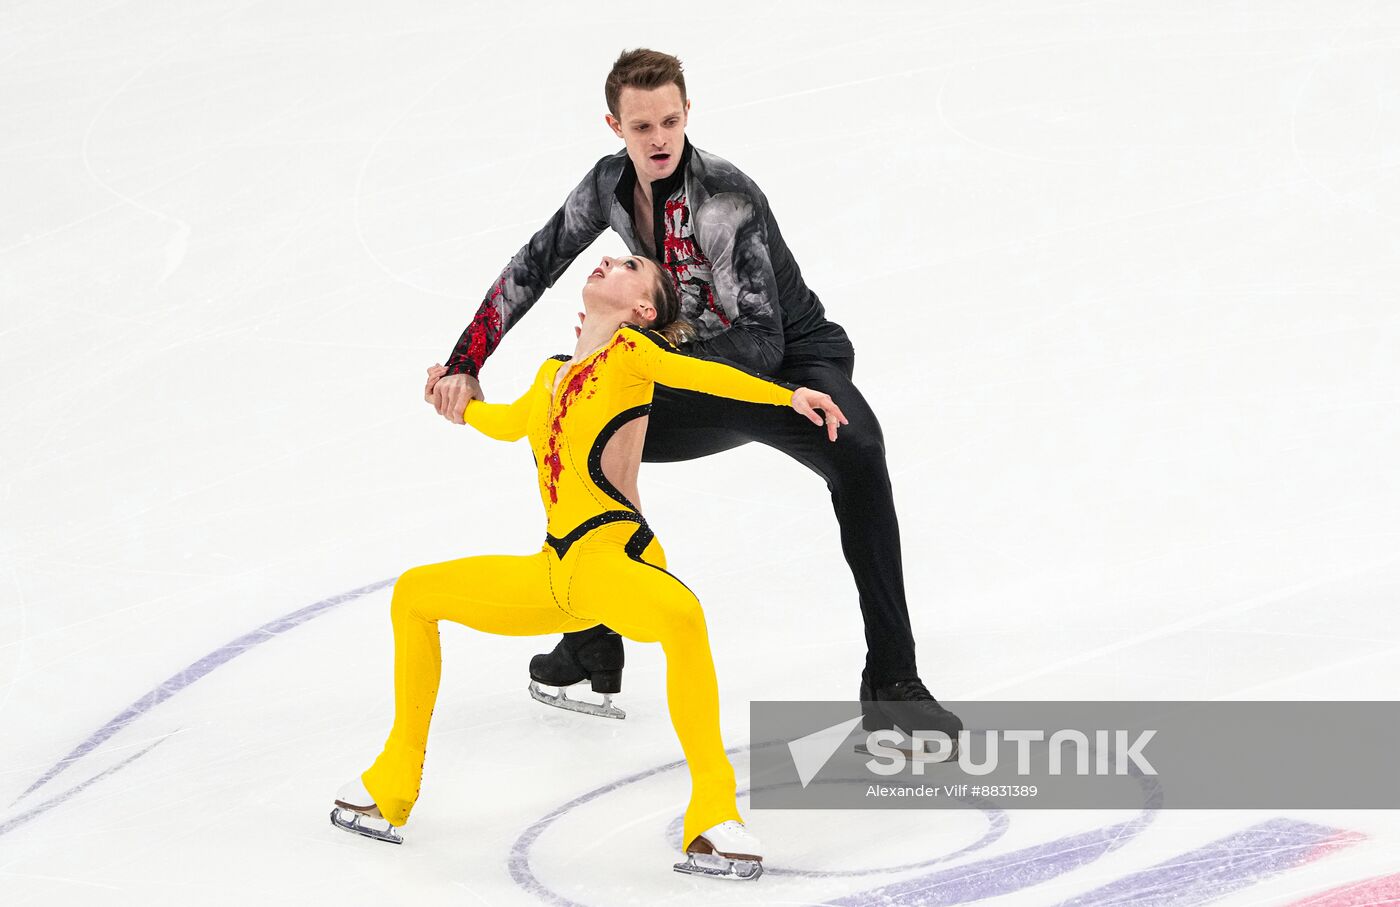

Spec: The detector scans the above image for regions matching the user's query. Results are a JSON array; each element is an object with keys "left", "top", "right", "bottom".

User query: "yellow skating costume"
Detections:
[{"left": 362, "top": 326, "right": 795, "bottom": 851}]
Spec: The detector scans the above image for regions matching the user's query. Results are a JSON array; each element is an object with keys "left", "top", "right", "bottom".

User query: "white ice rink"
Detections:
[{"left": 4, "top": 1, "right": 1400, "bottom": 904}]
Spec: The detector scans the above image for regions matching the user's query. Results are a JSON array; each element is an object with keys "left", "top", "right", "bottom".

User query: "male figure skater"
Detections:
[{"left": 426, "top": 48, "right": 960, "bottom": 738}]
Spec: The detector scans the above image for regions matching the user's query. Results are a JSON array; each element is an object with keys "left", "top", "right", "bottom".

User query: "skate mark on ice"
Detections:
[
  {"left": 1284, "top": 869, "right": 1400, "bottom": 906},
  {"left": 1049, "top": 818, "right": 1362, "bottom": 907},
  {"left": 824, "top": 817, "right": 1354, "bottom": 906},
  {"left": 825, "top": 816, "right": 1153, "bottom": 906},
  {"left": 507, "top": 749, "right": 698, "bottom": 907},
  {"left": 0, "top": 734, "right": 172, "bottom": 839},
  {"left": 820, "top": 754, "right": 1165, "bottom": 904},
  {"left": 511, "top": 743, "right": 1160, "bottom": 904},
  {"left": 12, "top": 577, "right": 396, "bottom": 807}
]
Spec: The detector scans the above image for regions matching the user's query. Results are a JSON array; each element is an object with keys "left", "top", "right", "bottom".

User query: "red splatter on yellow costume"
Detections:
[{"left": 362, "top": 327, "right": 794, "bottom": 850}]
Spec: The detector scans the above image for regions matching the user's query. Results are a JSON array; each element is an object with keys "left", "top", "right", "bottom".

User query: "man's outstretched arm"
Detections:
[{"left": 431, "top": 161, "right": 612, "bottom": 422}]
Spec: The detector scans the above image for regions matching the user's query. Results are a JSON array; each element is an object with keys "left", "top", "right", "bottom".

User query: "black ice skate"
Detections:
[
  {"left": 855, "top": 677, "right": 962, "bottom": 762},
  {"left": 673, "top": 820, "right": 764, "bottom": 881},
  {"left": 330, "top": 778, "right": 403, "bottom": 845},
  {"left": 527, "top": 624, "right": 626, "bottom": 719}
]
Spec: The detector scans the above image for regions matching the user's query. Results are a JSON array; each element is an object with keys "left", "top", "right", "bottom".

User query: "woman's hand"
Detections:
[
  {"left": 791, "top": 387, "right": 848, "bottom": 442},
  {"left": 425, "top": 364, "right": 484, "bottom": 424}
]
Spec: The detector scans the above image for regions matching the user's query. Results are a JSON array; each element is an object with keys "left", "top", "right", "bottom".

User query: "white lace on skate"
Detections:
[
  {"left": 673, "top": 820, "right": 764, "bottom": 881},
  {"left": 330, "top": 777, "right": 403, "bottom": 845}
]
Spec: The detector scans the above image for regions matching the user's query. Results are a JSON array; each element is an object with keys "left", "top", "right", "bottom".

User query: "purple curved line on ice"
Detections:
[
  {"left": 661, "top": 783, "right": 1012, "bottom": 879},
  {"left": 0, "top": 734, "right": 172, "bottom": 839},
  {"left": 13, "top": 577, "right": 396, "bottom": 806},
  {"left": 829, "top": 814, "right": 1153, "bottom": 905},
  {"left": 508, "top": 750, "right": 704, "bottom": 907},
  {"left": 1053, "top": 818, "right": 1359, "bottom": 907},
  {"left": 513, "top": 750, "right": 1161, "bottom": 904},
  {"left": 829, "top": 772, "right": 1163, "bottom": 905}
]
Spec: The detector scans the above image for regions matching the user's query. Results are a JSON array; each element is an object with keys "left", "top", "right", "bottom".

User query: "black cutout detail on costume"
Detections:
[
  {"left": 586, "top": 403, "right": 653, "bottom": 511},
  {"left": 545, "top": 510, "right": 644, "bottom": 560},
  {"left": 624, "top": 522, "right": 653, "bottom": 560},
  {"left": 622, "top": 523, "right": 699, "bottom": 600},
  {"left": 549, "top": 353, "right": 571, "bottom": 362}
]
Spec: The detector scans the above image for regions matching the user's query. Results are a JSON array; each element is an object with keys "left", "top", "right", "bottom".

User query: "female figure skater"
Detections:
[{"left": 331, "top": 253, "right": 846, "bottom": 880}]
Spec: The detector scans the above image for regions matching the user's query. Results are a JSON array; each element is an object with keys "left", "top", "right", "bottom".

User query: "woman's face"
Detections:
[{"left": 582, "top": 254, "right": 658, "bottom": 325}]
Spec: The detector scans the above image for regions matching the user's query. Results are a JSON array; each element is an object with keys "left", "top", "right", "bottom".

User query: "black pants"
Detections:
[{"left": 633, "top": 353, "right": 918, "bottom": 685}]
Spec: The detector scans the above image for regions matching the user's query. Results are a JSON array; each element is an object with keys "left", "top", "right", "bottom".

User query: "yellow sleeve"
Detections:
[
  {"left": 462, "top": 358, "right": 557, "bottom": 441},
  {"left": 624, "top": 327, "right": 795, "bottom": 407}
]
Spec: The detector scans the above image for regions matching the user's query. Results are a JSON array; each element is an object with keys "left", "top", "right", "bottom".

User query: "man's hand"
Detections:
[
  {"left": 425, "top": 364, "right": 483, "bottom": 425},
  {"left": 424, "top": 363, "right": 448, "bottom": 401},
  {"left": 791, "top": 387, "right": 848, "bottom": 442}
]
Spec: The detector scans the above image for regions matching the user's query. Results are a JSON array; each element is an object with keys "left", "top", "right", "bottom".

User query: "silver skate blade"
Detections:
[
  {"left": 673, "top": 851, "right": 764, "bottom": 881},
  {"left": 330, "top": 806, "right": 403, "bottom": 845},
  {"left": 854, "top": 740, "right": 959, "bottom": 763},
  {"left": 528, "top": 681, "right": 626, "bottom": 720}
]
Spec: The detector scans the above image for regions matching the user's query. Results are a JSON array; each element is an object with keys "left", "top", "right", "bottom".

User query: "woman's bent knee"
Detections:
[
  {"left": 389, "top": 565, "right": 435, "bottom": 622},
  {"left": 657, "top": 594, "right": 707, "bottom": 642}
]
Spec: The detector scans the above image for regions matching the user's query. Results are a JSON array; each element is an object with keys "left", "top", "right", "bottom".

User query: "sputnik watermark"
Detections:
[
  {"left": 862, "top": 728, "right": 1157, "bottom": 776},
  {"left": 788, "top": 721, "right": 1156, "bottom": 789},
  {"left": 756, "top": 701, "right": 1400, "bottom": 810}
]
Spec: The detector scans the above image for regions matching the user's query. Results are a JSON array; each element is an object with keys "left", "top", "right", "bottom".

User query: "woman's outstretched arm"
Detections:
[
  {"left": 427, "top": 359, "right": 550, "bottom": 442},
  {"left": 625, "top": 327, "right": 848, "bottom": 441}
]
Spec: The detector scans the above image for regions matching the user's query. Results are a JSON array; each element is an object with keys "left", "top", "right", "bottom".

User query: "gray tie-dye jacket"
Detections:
[{"left": 445, "top": 140, "right": 852, "bottom": 378}]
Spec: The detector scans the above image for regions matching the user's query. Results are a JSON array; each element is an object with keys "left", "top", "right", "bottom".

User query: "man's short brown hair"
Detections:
[{"left": 605, "top": 48, "right": 686, "bottom": 118}]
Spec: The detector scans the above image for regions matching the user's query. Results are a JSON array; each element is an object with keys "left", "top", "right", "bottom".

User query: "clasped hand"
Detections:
[
  {"left": 424, "top": 364, "right": 481, "bottom": 425},
  {"left": 423, "top": 353, "right": 846, "bottom": 441}
]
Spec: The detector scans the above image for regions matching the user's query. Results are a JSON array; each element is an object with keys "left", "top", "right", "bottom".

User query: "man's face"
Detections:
[{"left": 606, "top": 84, "right": 690, "bottom": 185}]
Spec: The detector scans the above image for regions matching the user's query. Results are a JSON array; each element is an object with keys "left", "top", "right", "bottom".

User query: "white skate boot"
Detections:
[
  {"left": 673, "top": 820, "right": 763, "bottom": 880},
  {"left": 330, "top": 777, "right": 403, "bottom": 845}
]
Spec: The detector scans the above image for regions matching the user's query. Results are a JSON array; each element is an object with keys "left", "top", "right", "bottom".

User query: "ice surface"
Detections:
[{"left": 3, "top": 1, "right": 1399, "bottom": 904}]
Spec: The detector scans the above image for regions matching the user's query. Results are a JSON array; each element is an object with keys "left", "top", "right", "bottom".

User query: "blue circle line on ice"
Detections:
[
  {"left": 510, "top": 745, "right": 1164, "bottom": 906},
  {"left": 506, "top": 744, "right": 1018, "bottom": 907},
  {"left": 660, "top": 777, "right": 1011, "bottom": 878},
  {"left": 7, "top": 577, "right": 398, "bottom": 823},
  {"left": 2, "top": 573, "right": 1175, "bottom": 904}
]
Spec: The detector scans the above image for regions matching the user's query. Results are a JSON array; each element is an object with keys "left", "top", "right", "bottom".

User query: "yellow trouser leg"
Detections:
[
  {"left": 569, "top": 531, "right": 742, "bottom": 850},
  {"left": 362, "top": 552, "right": 586, "bottom": 825}
]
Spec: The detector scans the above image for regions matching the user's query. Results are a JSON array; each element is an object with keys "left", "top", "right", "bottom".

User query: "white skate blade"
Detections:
[
  {"left": 330, "top": 806, "right": 403, "bottom": 845},
  {"left": 853, "top": 739, "right": 959, "bottom": 763},
  {"left": 528, "top": 681, "right": 626, "bottom": 720},
  {"left": 673, "top": 851, "right": 764, "bottom": 880}
]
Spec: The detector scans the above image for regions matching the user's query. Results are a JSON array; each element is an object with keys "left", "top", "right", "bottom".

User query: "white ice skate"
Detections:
[
  {"left": 673, "top": 820, "right": 763, "bottom": 880},
  {"left": 330, "top": 778, "right": 403, "bottom": 845}
]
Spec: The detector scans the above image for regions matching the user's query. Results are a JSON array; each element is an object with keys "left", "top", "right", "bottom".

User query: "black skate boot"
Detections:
[
  {"left": 527, "top": 625, "right": 626, "bottom": 719},
  {"left": 859, "top": 676, "right": 962, "bottom": 761}
]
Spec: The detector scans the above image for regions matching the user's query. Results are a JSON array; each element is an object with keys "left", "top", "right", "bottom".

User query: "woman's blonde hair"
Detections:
[{"left": 642, "top": 259, "right": 695, "bottom": 346}]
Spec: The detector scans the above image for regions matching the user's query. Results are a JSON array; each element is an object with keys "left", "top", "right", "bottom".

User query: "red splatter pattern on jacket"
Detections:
[
  {"left": 662, "top": 196, "right": 730, "bottom": 327},
  {"left": 450, "top": 273, "right": 507, "bottom": 375}
]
